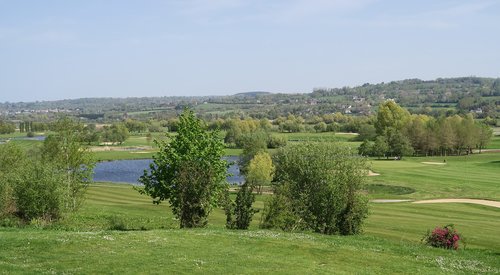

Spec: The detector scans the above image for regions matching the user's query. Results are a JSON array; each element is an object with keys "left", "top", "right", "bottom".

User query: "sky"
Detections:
[{"left": 1, "top": 0, "right": 499, "bottom": 102}]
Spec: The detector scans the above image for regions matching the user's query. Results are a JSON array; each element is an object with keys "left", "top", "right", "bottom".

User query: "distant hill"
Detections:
[{"left": 1, "top": 77, "right": 499, "bottom": 120}]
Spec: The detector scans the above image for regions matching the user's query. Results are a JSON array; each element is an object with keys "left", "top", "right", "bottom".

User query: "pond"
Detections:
[{"left": 93, "top": 156, "right": 244, "bottom": 185}]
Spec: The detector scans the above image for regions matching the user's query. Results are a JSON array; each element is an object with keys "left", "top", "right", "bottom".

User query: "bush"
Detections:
[
  {"left": 267, "top": 135, "right": 287, "bottom": 149},
  {"left": 108, "top": 215, "right": 128, "bottom": 231},
  {"left": 13, "top": 160, "right": 66, "bottom": 222},
  {"left": 261, "top": 142, "right": 369, "bottom": 235},
  {"left": 423, "top": 224, "right": 462, "bottom": 250},
  {"left": 225, "top": 183, "right": 257, "bottom": 230}
]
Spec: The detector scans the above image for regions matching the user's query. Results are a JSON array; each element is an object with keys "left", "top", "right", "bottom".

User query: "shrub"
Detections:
[
  {"left": 108, "top": 215, "right": 128, "bottom": 231},
  {"left": 423, "top": 224, "right": 462, "bottom": 250},
  {"left": 267, "top": 135, "right": 287, "bottom": 149},
  {"left": 13, "top": 160, "right": 66, "bottom": 222},
  {"left": 225, "top": 183, "right": 257, "bottom": 230},
  {"left": 261, "top": 142, "right": 369, "bottom": 235}
]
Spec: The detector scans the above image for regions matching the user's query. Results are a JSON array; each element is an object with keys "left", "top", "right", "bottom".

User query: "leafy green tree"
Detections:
[
  {"left": 139, "top": 109, "right": 228, "bottom": 228},
  {"left": 0, "top": 120, "right": 15, "bottom": 134},
  {"left": 356, "top": 124, "right": 377, "bottom": 141},
  {"left": 225, "top": 183, "right": 257, "bottom": 230},
  {"left": 41, "top": 117, "right": 95, "bottom": 211},
  {"left": 386, "top": 129, "right": 414, "bottom": 159},
  {"left": 261, "top": 142, "right": 369, "bottom": 235},
  {"left": 0, "top": 143, "right": 25, "bottom": 218},
  {"left": 102, "top": 123, "right": 129, "bottom": 144},
  {"left": 267, "top": 135, "right": 287, "bottom": 149},
  {"left": 375, "top": 100, "right": 410, "bottom": 135},
  {"left": 238, "top": 130, "right": 269, "bottom": 175},
  {"left": 476, "top": 123, "right": 493, "bottom": 153},
  {"left": 358, "top": 140, "right": 375, "bottom": 157},
  {"left": 373, "top": 136, "right": 389, "bottom": 159},
  {"left": 246, "top": 151, "right": 274, "bottom": 194},
  {"left": 314, "top": 122, "right": 327, "bottom": 132}
]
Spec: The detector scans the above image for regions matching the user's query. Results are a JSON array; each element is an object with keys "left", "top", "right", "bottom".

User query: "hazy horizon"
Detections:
[{"left": 1, "top": 0, "right": 499, "bottom": 102}]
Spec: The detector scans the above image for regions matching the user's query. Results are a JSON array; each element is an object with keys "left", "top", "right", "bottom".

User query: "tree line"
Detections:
[{"left": 358, "top": 101, "right": 493, "bottom": 159}]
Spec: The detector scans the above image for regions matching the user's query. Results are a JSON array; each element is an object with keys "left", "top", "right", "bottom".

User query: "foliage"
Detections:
[
  {"left": 11, "top": 159, "right": 66, "bottom": 222},
  {"left": 101, "top": 123, "right": 129, "bottom": 144},
  {"left": 375, "top": 100, "right": 411, "bottom": 135},
  {"left": 0, "top": 120, "right": 16, "bottom": 134},
  {"left": 0, "top": 143, "right": 25, "bottom": 218},
  {"left": 246, "top": 151, "right": 274, "bottom": 194},
  {"left": 139, "top": 109, "right": 228, "bottom": 228},
  {"left": 261, "top": 142, "right": 369, "bottom": 235},
  {"left": 41, "top": 117, "right": 95, "bottom": 212},
  {"left": 423, "top": 224, "right": 462, "bottom": 250},
  {"left": 225, "top": 183, "right": 257, "bottom": 230},
  {"left": 238, "top": 130, "right": 269, "bottom": 175},
  {"left": 267, "top": 135, "right": 287, "bottom": 149}
]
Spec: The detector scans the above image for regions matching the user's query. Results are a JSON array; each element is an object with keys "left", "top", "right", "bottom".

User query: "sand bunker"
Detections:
[
  {"left": 413, "top": 199, "right": 500, "bottom": 208},
  {"left": 421, "top": 162, "right": 447, "bottom": 165},
  {"left": 367, "top": 170, "right": 380, "bottom": 176}
]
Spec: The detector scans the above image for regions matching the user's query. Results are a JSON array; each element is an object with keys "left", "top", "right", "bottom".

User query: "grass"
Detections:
[
  {"left": 1, "top": 228, "right": 498, "bottom": 274},
  {"left": 1, "top": 132, "right": 500, "bottom": 273},
  {"left": 1, "top": 182, "right": 499, "bottom": 273},
  {"left": 485, "top": 134, "right": 500, "bottom": 149},
  {"left": 367, "top": 152, "right": 500, "bottom": 200}
]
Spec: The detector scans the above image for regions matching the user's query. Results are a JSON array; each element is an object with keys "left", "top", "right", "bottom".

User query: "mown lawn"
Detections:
[
  {"left": 1, "top": 181, "right": 498, "bottom": 273},
  {"left": 367, "top": 152, "right": 500, "bottom": 200}
]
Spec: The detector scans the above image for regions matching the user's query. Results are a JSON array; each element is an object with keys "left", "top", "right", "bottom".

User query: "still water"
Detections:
[{"left": 93, "top": 156, "right": 243, "bottom": 185}]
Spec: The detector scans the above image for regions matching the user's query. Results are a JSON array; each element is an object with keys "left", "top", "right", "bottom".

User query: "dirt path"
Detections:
[{"left": 413, "top": 199, "right": 500, "bottom": 208}]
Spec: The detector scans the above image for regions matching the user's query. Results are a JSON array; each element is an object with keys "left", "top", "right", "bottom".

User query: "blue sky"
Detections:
[{"left": 1, "top": 0, "right": 499, "bottom": 102}]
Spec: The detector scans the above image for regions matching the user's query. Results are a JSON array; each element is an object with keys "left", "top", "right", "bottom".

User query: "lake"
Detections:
[{"left": 93, "top": 156, "right": 244, "bottom": 185}]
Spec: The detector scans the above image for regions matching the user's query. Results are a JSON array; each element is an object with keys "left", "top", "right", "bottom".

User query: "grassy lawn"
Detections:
[
  {"left": 1, "top": 133, "right": 499, "bottom": 273},
  {"left": 1, "top": 182, "right": 499, "bottom": 273},
  {"left": 485, "top": 134, "right": 500, "bottom": 149},
  {"left": 366, "top": 153, "right": 500, "bottom": 200}
]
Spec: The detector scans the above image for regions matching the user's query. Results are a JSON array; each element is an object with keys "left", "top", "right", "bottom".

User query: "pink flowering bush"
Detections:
[{"left": 423, "top": 224, "right": 462, "bottom": 250}]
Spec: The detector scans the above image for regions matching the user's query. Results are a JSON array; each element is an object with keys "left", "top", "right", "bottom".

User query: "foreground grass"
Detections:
[
  {"left": 1, "top": 178, "right": 499, "bottom": 273},
  {"left": 1, "top": 228, "right": 498, "bottom": 274}
]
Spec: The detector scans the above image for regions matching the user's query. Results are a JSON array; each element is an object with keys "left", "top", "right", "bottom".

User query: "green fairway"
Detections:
[{"left": 367, "top": 152, "right": 500, "bottom": 200}]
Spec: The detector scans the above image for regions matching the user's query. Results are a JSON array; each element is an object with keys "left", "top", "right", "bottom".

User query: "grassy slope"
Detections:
[{"left": 1, "top": 182, "right": 499, "bottom": 273}]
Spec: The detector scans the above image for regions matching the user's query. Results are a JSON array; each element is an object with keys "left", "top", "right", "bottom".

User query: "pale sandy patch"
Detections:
[
  {"left": 413, "top": 199, "right": 500, "bottom": 208},
  {"left": 421, "top": 162, "right": 447, "bottom": 165},
  {"left": 368, "top": 170, "right": 380, "bottom": 176}
]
